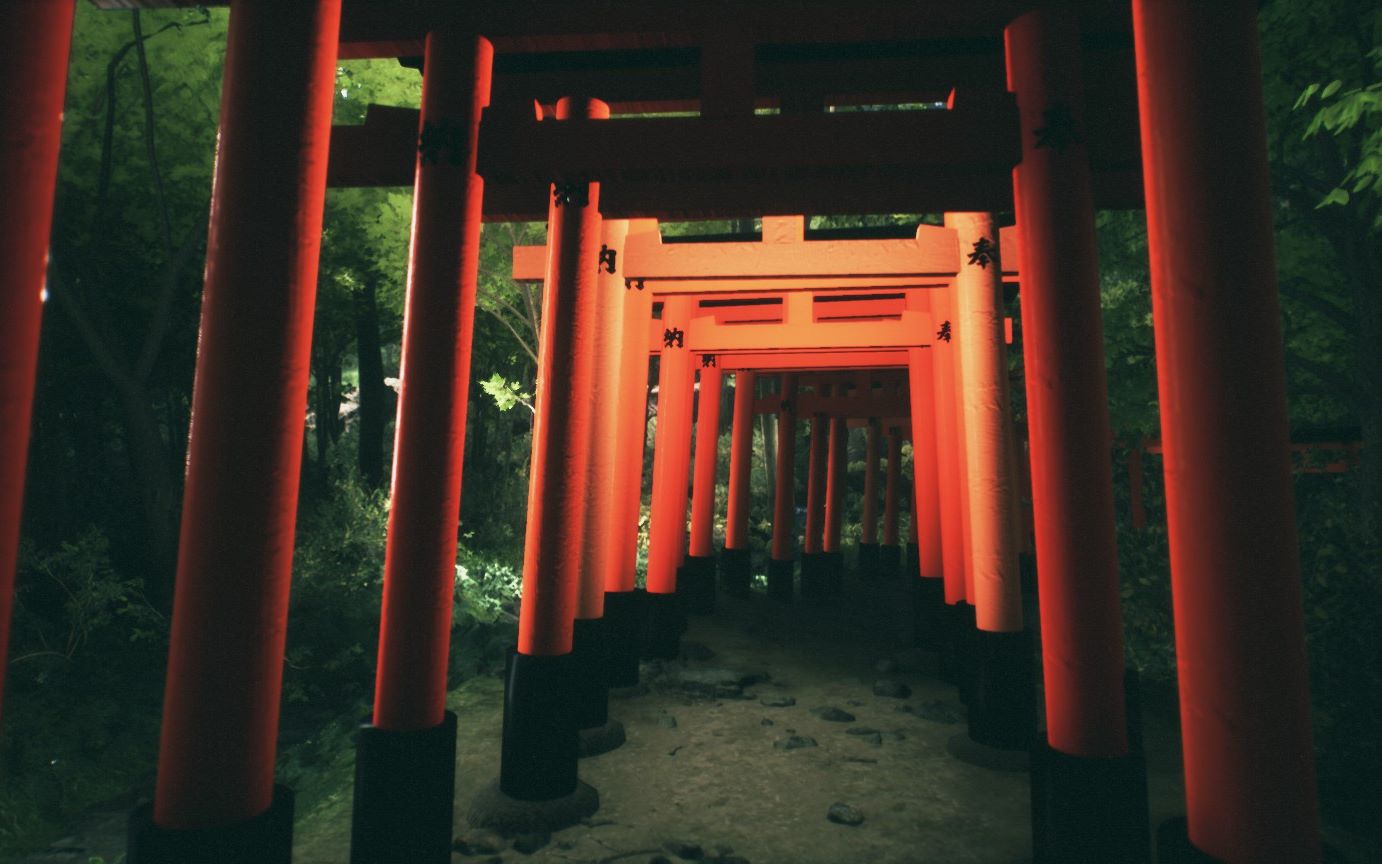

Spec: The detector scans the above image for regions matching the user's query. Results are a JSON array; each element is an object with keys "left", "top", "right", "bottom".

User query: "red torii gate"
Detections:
[
  {"left": 515, "top": 212, "right": 1032, "bottom": 756},
  {"left": 0, "top": 3, "right": 1323, "bottom": 864}
]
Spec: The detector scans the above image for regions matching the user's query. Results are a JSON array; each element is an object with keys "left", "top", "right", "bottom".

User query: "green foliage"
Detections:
[
  {"left": 1297, "top": 45, "right": 1382, "bottom": 225},
  {"left": 479, "top": 372, "right": 534, "bottom": 414}
]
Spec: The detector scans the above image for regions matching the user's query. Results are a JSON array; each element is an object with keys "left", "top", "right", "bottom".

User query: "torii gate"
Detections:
[
  {"left": 513, "top": 212, "right": 1033, "bottom": 753},
  {"left": 0, "top": 4, "right": 1323, "bottom": 864}
]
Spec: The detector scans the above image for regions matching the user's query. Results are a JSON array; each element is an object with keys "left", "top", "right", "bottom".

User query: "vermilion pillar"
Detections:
[
  {"left": 352, "top": 32, "right": 492, "bottom": 863},
  {"left": 823, "top": 417, "right": 847, "bottom": 554},
  {"left": 1134, "top": 2, "right": 1320, "bottom": 859},
  {"left": 721, "top": 370, "right": 756, "bottom": 594},
  {"left": 135, "top": 3, "right": 341, "bottom": 860},
  {"left": 907, "top": 348, "right": 947, "bottom": 650},
  {"left": 1008, "top": 10, "right": 1144, "bottom": 861},
  {"left": 908, "top": 349, "right": 944, "bottom": 588},
  {"left": 570, "top": 218, "right": 629, "bottom": 748},
  {"left": 579, "top": 218, "right": 630, "bottom": 620},
  {"left": 931, "top": 283, "right": 967, "bottom": 605},
  {"left": 0, "top": 0, "right": 74, "bottom": 723},
  {"left": 767, "top": 375, "right": 799, "bottom": 600},
  {"left": 821, "top": 416, "right": 848, "bottom": 594},
  {"left": 948, "top": 212, "right": 1022, "bottom": 633},
  {"left": 645, "top": 296, "right": 697, "bottom": 650},
  {"left": 724, "top": 371, "right": 756, "bottom": 553},
  {"left": 504, "top": 96, "right": 607, "bottom": 803},
  {"left": 602, "top": 239, "right": 654, "bottom": 686},
  {"left": 685, "top": 363, "right": 723, "bottom": 612}
]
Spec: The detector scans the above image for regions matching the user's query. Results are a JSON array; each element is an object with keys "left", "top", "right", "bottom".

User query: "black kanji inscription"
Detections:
[
  {"left": 967, "top": 237, "right": 999, "bottom": 269},
  {"left": 663, "top": 327, "right": 685, "bottom": 348},
  {"left": 937, "top": 320, "right": 952, "bottom": 342},
  {"left": 598, "top": 244, "right": 618, "bottom": 274}
]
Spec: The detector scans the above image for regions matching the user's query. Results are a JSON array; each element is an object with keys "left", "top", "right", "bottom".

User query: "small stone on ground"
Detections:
[
  {"left": 659, "top": 714, "right": 678, "bottom": 728},
  {"left": 810, "top": 706, "right": 856, "bottom": 722},
  {"left": 760, "top": 695, "right": 796, "bottom": 707},
  {"left": 774, "top": 735, "right": 818, "bottom": 750},
  {"left": 827, "top": 802, "right": 865, "bottom": 826}
]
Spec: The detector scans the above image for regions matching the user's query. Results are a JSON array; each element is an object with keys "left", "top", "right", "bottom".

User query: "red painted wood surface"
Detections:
[
  {"left": 578, "top": 219, "right": 629, "bottom": 618},
  {"left": 154, "top": 0, "right": 341, "bottom": 829},
  {"left": 646, "top": 296, "right": 697, "bottom": 593},
  {"left": 517, "top": 97, "right": 607, "bottom": 655},
  {"left": 374, "top": 32, "right": 493, "bottom": 732},
  {"left": 724, "top": 372, "right": 756, "bottom": 551},
  {"left": 1007, "top": 8, "right": 1127, "bottom": 758},
  {"left": 1135, "top": 1, "right": 1321, "bottom": 857},
  {"left": 0, "top": 0, "right": 74, "bottom": 722},
  {"left": 689, "top": 366, "right": 724, "bottom": 557},
  {"left": 770, "top": 375, "right": 799, "bottom": 562}
]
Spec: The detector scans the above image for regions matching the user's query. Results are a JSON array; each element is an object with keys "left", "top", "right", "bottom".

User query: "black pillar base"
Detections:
[
  {"left": 967, "top": 628, "right": 1035, "bottom": 751},
  {"left": 824, "top": 551, "right": 845, "bottom": 595},
  {"left": 128, "top": 785, "right": 294, "bottom": 864},
  {"left": 571, "top": 617, "right": 611, "bottom": 731},
  {"left": 602, "top": 589, "right": 642, "bottom": 688},
  {"left": 467, "top": 778, "right": 599, "bottom": 837},
  {"left": 879, "top": 543, "right": 902, "bottom": 580},
  {"left": 940, "top": 601, "right": 978, "bottom": 697},
  {"left": 500, "top": 650, "right": 578, "bottom": 801},
  {"left": 641, "top": 591, "right": 682, "bottom": 659},
  {"left": 577, "top": 718, "right": 626, "bottom": 758},
  {"left": 719, "top": 546, "right": 752, "bottom": 596},
  {"left": 348, "top": 712, "right": 457, "bottom": 864},
  {"left": 1030, "top": 737, "right": 1150, "bottom": 864},
  {"left": 911, "top": 576, "right": 946, "bottom": 651},
  {"left": 1154, "top": 817, "right": 1347, "bottom": 864},
  {"left": 799, "top": 552, "right": 826, "bottom": 601},
  {"left": 767, "top": 557, "right": 795, "bottom": 602},
  {"left": 672, "top": 566, "right": 691, "bottom": 633},
  {"left": 857, "top": 542, "right": 880, "bottom": 581},
  {"left": 904, "top": 544, "right": 920, "bottom": 581},
  {"left": 683, "top": 554, "right": 717, "bottom": 614}
]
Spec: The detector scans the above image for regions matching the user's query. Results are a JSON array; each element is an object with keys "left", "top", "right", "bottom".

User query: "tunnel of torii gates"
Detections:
[{"left": 0, "top": 2, "right": 1324, "bottom": 863}]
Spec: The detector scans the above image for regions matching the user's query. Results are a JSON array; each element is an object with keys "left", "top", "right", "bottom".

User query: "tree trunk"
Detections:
[
  {"left": 118, "top": 387, "right": 179, "bottom": 606},
  {"left": 761, "top": 412, "right": 777, "bottom": 501},
  {"left": 354, "top": 281, "right": 388, "bottom": 489}
]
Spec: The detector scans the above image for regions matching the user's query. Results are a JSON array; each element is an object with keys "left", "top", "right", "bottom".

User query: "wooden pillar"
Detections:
[
  {"left": 883, "top": 432, "right": 901, "bottom": 548},
  {"left": 724, "top": 371, "right": 756, "bottom": 551},
  {"left": 688, "top": 364, "right": 724, "bottom": 558},
  {"left": 1133, "top": 2, "right": 1320, "bottom": 859},
  {"left": 908, "top": 349, "right": 945, "bottom": 589},
  {"left": 768, "top": 375, "right": 799, "bottom": 600},
  {"left": 823, "top": 416, "right": 847, "bottom": 553},
  {"left": 602, "top": 241, "right": 654, "bottom": 685},
  {"left": 644, "top": 296, "right": 696, "bottom": 648},
  {"left": 0, "top": 0, "right": 74, "bottom": 722},
  {"left": 134, "top": 3, "right": 341, "bottom": 860},
  {"left": 685, "top": 362, "right": 724, "bottom": 612},
  {"left": 1008, "top": 9, "right": 1146, "bottom": 861},
  {"left": 569, "top": 218, "right": 629, "bottom": 739},
  {"left": 932, "top": 281, "right": 968, "bottom": 605},
  {"left": 351, "top": 31, "right": 492, "bottom": 863},
  {"left": 504, "top": 96, "right": 606, "bottom": 801},
  {"left": 948, "top": 212, "right": 1022, "bottom": 633}
]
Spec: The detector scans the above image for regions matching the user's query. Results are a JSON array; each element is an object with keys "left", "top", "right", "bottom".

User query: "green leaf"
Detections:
[
  {"left": 1316, "top": 187, "right": 1350, "bottom": 208},
  {"left": 1321, "top": 79, "right": 1343, "bottom": 99}
]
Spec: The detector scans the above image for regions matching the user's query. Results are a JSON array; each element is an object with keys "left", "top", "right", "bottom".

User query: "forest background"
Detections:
[{"left": 1, "top": 2, "right": 1378, "bottom": 857}]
